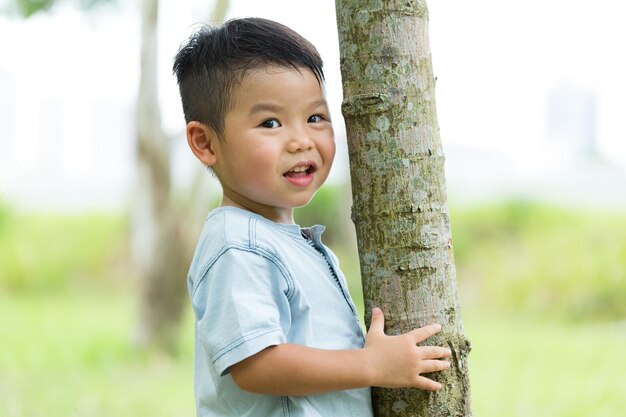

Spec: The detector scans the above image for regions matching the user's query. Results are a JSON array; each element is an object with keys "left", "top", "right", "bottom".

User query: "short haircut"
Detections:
[{"left": 173, "top": 17, "right": 325, "bottom": 137}]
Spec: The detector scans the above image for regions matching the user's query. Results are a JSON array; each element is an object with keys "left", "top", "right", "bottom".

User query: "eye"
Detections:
[
  {"left": 260, "top": 119, "right": 281, "bottom": 129},
  {"left": 307, "top": 114, "right": 324, "bottom": 123}
]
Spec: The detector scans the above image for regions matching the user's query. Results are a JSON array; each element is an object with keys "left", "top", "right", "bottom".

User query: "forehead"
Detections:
[
  {"left": 237, "top": 64, "right": 321, "bottom": 85},
  {"left": 228, "top": 65, "right": 325, "bottom": 107}
]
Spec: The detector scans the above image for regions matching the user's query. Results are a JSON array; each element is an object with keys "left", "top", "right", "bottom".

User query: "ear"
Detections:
[{"left": 186, "top": 121, "right": 219, "bottom": 166}]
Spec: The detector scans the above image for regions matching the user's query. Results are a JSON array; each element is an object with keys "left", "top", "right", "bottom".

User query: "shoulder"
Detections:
[
  {"left": 198, "top": 207, "right": 302, "bottom": 250},
  {"left": 202, "top": 207, "right": 252, "bottom": 248},
  {"left": 188, "top": 207, "right": 303, "bottom": 286}
]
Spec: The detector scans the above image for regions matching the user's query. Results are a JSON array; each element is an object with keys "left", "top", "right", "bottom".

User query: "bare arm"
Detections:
[{"left": 229, "top": 308, "right": 451, "bottom": 396}]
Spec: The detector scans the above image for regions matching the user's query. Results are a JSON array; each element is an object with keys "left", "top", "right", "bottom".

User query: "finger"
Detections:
[
  {"left": 420, "top": 359, "right": 451, "bottom": 374},
  {"left": 419, "top": 346, "right": 452, "bottom": 360},
  {"left": 414, "top": 375, "right": 443, "bottom": 391},
  {"left": 409, "top": 323, "right": 441, "bottom": 343},
  {"left": 367, "top": 307, "right": 385, "bottom": 335}
]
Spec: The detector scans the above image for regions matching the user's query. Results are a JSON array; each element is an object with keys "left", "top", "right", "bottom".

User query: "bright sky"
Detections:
[{"left": 0, "top": 0, "right": 625, "bottom": 209}]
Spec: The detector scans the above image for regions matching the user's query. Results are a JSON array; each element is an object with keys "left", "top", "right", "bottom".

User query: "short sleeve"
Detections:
[{"left": 191, "top": 248, "right": 291, "bottom": 376}]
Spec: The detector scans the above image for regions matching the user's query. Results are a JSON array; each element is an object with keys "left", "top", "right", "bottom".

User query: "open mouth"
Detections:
[{"left": 283, "top": 164, "right": 316, "bottom": 178}]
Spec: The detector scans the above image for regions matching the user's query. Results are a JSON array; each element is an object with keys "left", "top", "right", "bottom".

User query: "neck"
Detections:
[{"left": 219, "top": 196, "right": 295, "bottom": 224}]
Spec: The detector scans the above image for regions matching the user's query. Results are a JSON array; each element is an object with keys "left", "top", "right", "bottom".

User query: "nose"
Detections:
[{"left": 286, "top": 125, "right": 314, "bottom": 153}]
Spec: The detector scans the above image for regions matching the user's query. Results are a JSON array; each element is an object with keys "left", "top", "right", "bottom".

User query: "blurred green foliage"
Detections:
[
  {"left": 2, "top": 195, "right": 626, "bottom": 322},
  {"left": 450, "top": 201, "right": 626, "bottom": 321},
  {"left": 8, "top": 0, "right": 115, "bottom": 18},
  {"left": 295, "top": 183, "right": 351, "bottom": 246},
  {"left": 0, "top": 203, "right": 128, "bottom": 292}
]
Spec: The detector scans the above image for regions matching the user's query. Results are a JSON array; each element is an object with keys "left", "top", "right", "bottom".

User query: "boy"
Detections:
[{"left": 173, "top": 17, "right": 451, "bottom": 417}]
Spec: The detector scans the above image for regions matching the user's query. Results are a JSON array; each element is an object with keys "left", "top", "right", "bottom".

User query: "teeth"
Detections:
[{"left": 291, "top": 165, "right": 310, "bottom": 173}]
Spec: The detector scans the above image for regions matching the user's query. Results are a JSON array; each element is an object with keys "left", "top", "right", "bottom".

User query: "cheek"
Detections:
[
  {"left": 238, "top": 147, "right": 279, "bottom": 181},
  {"left": 321, "top": 135, "right": 336, "bottom": 163}
]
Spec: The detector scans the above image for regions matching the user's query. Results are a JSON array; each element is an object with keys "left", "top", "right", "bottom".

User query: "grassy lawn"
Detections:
[
  {"left": 0, "top": 292, "right": 195, "bottom": 417},
  {"left": 1, "top": 291, "right": 625, "bottom": 417},
  {"left": 465, "top": 312, "right": 626, "bottom": 417}
]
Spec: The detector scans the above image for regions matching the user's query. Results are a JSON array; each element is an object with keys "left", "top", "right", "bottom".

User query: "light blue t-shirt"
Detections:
[{"left": 187, "top": 206, "right": 373, "bottom": 417}]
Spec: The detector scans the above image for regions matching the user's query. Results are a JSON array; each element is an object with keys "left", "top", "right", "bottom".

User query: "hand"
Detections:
[{"left": 363, "top": 307, "right": 451, "bottom": 390}]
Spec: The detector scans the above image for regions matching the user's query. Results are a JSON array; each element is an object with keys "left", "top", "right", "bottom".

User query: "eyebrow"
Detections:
[
  {"left": 308, "top": 98, "right": 329, "bottom": 110},
  {"left": 249, "top": 99, "right": 328, "bottom": 115},
  {"left": 249, "top": 103, "right": 284, "bottom": 115}
]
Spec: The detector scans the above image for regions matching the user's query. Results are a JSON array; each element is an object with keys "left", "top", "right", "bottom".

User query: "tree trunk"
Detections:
[
  {"left": 133, "top": 0, "right": 187, "bottom": 352},
  {"left": 134, "top": 0, "right": 230, "bottom": 353},
  {"left": 335, "top": 1, "right": 472, "bottom": 416}
]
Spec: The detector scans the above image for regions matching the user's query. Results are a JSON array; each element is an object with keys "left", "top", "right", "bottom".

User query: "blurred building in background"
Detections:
[
  {"left": 0, "top": 7, "right": 140, "bottom": 212},
  {"left": 0, "top": 69, "right": 136, "bottom": 211},
  {"left": 546, "top": 82, "right": 597, "bottom": 156}
]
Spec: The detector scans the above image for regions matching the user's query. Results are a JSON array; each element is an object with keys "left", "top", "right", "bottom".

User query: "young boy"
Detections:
[{"left": 173, "top": 17, "right": 452, "bottom": 417}]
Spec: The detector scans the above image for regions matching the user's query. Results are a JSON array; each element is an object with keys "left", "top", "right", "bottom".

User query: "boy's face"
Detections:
[{"left": 211, "top": 66, "right": 335, "bottom": 223}]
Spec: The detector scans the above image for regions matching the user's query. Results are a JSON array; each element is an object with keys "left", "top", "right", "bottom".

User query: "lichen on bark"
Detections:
[{"left": 335, "top": 0, "right": 473, "bottom": 415}]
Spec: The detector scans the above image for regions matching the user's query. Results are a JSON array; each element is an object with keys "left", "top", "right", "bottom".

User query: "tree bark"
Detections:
[
  {"left": 134, "top": 0, "right": 230, "bottom": 353},
  {"left": 335, "top": 1, "right": 472, "bottom": 416},
  {"left": 133, "top": 0, "right": 187, "bottom": 353}
]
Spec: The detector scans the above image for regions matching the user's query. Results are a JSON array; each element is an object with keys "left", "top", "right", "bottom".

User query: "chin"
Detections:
[{"left": 291, "top": 196, "right": 316, "bottom": 209}]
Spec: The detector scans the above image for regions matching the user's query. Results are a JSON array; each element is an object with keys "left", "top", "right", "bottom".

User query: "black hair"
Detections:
[{"left": 173, "top": 17, "right": 325, "bottom": 136}]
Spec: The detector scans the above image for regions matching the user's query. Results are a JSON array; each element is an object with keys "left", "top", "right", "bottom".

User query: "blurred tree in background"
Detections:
[
  {"left": 132, "top": 0, "right": 230, "bottom": 354},
  {"left": 6, "top": 0, "right": 230, "bottom": 353}
]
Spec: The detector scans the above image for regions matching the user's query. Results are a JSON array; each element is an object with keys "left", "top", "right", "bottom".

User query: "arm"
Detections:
[{"left": 230, "top": 307, "right": 451, "bottom": 396}]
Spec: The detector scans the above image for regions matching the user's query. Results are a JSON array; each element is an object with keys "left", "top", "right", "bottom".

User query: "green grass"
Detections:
[
  {"left": 0, "top": 292, "right": 195, "bottom": 417},
  {"left": 465, "top": 312, "right": 626, "bottom": 417},
  {"left": 1, "top": 292, "right": 624, "bottom": 417}
]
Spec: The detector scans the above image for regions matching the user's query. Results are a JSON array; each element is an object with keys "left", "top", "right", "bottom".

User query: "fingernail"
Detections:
[{"left": 372, "top": 307, "right": 382, "bottom": 315}]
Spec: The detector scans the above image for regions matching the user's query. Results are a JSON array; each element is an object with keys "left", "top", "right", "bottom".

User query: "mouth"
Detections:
[{"left": 283, "top": 162, "right": 317, "bottom": 179}]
